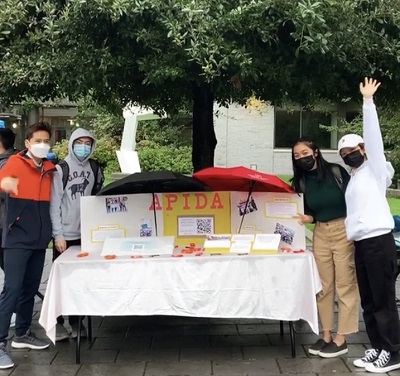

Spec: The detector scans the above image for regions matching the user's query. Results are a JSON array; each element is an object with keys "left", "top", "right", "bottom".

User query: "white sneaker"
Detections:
[
  {"left": 55, "top": 323, "right": 70, "bottom": 342},
  {"left": 353, "top": 348, "right": 381, "bottom": 368},
  {"left": 9, "top": 314, "right": 16, "bottom": 328},
  {"left": 365, "top": 350, "right": 400, "bottom": 373},
  {"left": 0, "top": 342, "right": 14, "bottom": 369}
]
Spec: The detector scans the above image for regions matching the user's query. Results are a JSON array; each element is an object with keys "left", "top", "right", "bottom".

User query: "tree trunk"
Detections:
[{"left": 192, "top": 83, "right": 217, "bottom": 172}]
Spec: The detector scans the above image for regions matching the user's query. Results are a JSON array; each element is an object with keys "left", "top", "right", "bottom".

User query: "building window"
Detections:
[
  {"left": 54, "top": 129, "right": 67, "bottom": 143},
  {"left": 274, "top": 109, "right": 335, "bottom": 149},
  {"left": 42, "top": 116, "right": 70, "bottom": 129}
]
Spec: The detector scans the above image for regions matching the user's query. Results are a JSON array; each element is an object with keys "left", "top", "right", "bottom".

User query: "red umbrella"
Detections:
[
  {"left": 193, "top": 166, "right": 293, "bottom": 193},
  {"left": 193, "top": 166, "right": 294, "bottom": 232}
]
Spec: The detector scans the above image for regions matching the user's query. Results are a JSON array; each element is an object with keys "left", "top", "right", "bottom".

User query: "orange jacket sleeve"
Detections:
[{"left": 0, "top": 155, "right": 20, "bottom": 184}]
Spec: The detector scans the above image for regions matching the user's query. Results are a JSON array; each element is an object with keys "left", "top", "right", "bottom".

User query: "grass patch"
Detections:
[
  {"left": 104, "top": 174, "right": 112, "bottom": 186},
  {"left": 388, "top": 197, "right": 400, "bottom": 215},
  {"left": 279, "top": 175, "right": 292, "bottom": 184}
]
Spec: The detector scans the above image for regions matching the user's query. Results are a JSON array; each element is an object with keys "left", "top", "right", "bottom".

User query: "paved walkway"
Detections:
[{"left": 1, "top": 251, "right": 400, "bottom": 376}]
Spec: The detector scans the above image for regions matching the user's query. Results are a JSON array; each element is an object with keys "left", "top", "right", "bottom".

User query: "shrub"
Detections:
[{"left": 138, "top": 144, "right": 192, "bottom": 174}]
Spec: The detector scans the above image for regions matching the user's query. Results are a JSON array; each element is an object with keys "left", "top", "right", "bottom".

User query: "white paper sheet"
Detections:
[
  {"left": 101, "top": 236, "right": 175, "bottom": 256},
  {"left": 252, "top": 234, "right": 281, "bottom": 251}
]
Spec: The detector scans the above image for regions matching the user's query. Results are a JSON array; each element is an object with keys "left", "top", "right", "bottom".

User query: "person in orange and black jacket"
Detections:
[{"left": 0, "top": 122, "right": 55, "bottom": 370}]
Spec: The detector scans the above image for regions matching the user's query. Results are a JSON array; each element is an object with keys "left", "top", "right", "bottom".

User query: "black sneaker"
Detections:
[
  {"left": 308, "top": 338, "right": 331, "bottom": 355},
  {"left": 318, "top": 341, "right": 348, "bottom": 358},
  {"left": 353, "top": 348, "right": 381, "bottom": 368},
  {"left": 365, "top": 350, "right": 400, "bottom": 373}
]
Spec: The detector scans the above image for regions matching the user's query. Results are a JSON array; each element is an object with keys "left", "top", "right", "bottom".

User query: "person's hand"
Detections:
[
  {"left": 360, "top": 77, "right": 381, "bottom": 99},
  {"left": 0, "top": 177, "right": 19, "bottom": 195},
  {"left": 293, "top": 213, "right": 313, "bottom": 225},
  {"left": 55, "top": 239, "right": 67, "bottom": 253}
]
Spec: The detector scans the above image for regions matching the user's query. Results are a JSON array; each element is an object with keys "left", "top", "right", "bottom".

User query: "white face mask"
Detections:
[{"left": 30, "top": 143, "right": 50, "bottom": 159}]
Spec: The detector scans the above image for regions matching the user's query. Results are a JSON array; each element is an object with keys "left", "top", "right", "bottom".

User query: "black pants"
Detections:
[
  {"left": 0, "top": 249, "right": 46, "bottom": 342},
  {"left": 0, "top": 234, "right": 4, "bottom": 271},
  {"left": 53, "top": 238, "right": 82, "bottom": 326},
  {"left": 355, "top": 232, "right": 400, "bottom": 352}
]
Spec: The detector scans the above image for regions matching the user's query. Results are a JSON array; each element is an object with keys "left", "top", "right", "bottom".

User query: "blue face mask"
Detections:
[{"left": 73, "top": 144, "right": 91, "bottom": 159}]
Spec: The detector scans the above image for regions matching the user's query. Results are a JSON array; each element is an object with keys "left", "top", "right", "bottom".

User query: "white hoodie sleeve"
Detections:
[
  {"left": 50, "top": 165, "right": 65, "bottom": 241},
  {"left": 363, "top": 98, "right": 392, "bottom": 189}
]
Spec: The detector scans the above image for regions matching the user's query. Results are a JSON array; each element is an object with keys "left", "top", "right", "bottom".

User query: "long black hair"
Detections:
[{"left": 291, "top": 137, "right": 335, "bottom": 193}]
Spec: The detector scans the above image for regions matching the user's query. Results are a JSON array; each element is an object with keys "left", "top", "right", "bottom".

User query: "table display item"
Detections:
[
  {"left": 251, "top": 234, "right": 281, "bottom": 254},
  {"left": 101, "top": 236, "right": 175, "bottom": 257}
]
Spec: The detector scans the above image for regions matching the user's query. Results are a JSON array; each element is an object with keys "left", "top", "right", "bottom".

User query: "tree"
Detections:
[
  {"left": 72, "top": 97, "right": 125, "bottom": 142},
  {"left": 1, "top": 0, "right": 400, "bottom": 171}
]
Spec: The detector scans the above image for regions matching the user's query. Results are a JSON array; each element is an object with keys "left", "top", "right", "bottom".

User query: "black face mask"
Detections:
[
  {"left": 295, "top": 155, "right": 315, "bottom": 172},
  {"left": 343, "top": 150, "right": 364, "bottom": 168}
]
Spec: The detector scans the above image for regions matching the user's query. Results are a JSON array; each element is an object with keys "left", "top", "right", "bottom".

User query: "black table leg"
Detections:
[
  {"left": 279, "top": 320, "right": 284, "bottom": 336},
  {"left": 289, "top": 321, "right": 296, "bottom": 358},
  {"left": 36, "top": 291, "right": 44, "bottom": 300},
  {"left": 76, "top": 316, "right": 82, "bottom": 364},
  {"left": 87, "top": 316, "right": 92, "bottom": 341}
]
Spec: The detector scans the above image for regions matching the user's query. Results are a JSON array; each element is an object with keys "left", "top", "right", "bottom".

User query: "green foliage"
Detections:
[
  {"left": 91, "top": 138, "right": 121, "bottom": 174},
  {"left": 138, "top": 144, "right": 192, "bottom": 173},
  {"left": 136, "top": 119, "right": 190, "bottom": 146},
  {"left": 51, "top": 139, "right": 68, "bottom": 160},
  {"left": 2, "top": 1, "right": 400, "bottom": 108},
  {"left": 73, "top": 97, "right": 125, "bottom": 142},
  {"left": 52, "top": 117, "right": 193, "bottom": 174},
  {"left": 3, "top": 0, "right": 400, "bottom": 169},
  {"left": 136, "top": 120, "right": 192, "bottom": 173}
]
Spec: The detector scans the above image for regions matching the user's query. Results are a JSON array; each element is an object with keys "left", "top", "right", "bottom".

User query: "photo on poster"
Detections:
[
  {"left": 274, "top": 222, "right": 295, "bottom": 245},
  {"left": 237, "top": 196, "right": 258, "bottom": 216},
  {"left": 140, "top": 218, "right": 153, "bottom": 237},
  {"left": 105, "top": 196, "right": 128, "bottom": 213}
]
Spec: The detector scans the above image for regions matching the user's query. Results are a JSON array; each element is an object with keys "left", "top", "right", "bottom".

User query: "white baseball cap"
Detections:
[{"left": 337, "top": 134, "right": 364, "bottom": 152}]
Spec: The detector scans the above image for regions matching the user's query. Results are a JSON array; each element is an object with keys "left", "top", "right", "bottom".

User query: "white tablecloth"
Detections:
[{"left": 39, "top": 246, "right": 322, "bottom": 343}]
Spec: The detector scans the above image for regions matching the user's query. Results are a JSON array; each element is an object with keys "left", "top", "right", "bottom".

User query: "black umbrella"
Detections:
[{"left": 97, "top": 170, "right": 210, "bottom": 235}]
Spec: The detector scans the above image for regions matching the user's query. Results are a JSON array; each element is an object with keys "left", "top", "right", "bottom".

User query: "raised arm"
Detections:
[{"left": 360, "top": 78, "right": 387, "bottom": 183}]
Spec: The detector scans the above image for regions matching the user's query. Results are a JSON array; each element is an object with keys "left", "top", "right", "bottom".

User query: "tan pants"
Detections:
[{"left": 313, "top": 218, "right": 359, "bottom": 334}]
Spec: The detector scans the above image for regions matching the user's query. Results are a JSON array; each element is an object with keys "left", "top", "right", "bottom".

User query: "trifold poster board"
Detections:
[
  {"left": 81, "top": 191, "right": 305, "bottom": 252},
  {"left": 230, "top": 192, "right": 305, "bottom": 251},
  {"left": 81, "top": 193, "right": 164, "bottom": 251},
  {"left": 162, "top": 191, "right": 231, "bottom": 246}
]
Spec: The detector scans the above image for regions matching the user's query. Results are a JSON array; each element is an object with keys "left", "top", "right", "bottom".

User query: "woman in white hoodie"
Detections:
[{"left": 338, "top": 78, "right": 400, "bottom": 374}]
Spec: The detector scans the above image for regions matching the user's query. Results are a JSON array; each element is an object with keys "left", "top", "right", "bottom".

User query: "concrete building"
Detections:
[
  {"left": 214, "top": 101, "right": 359, "bottom": 175},
  {"left": 0, "top": 100, "right": 78, "bottom": 149}
]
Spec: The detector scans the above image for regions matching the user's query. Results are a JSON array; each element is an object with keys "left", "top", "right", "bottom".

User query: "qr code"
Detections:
[
  {"left": 132, "top": 244, "right": 144, "bottom": 251},
  {"left": 196, "top": 218, "right": 213, "bottom": 234}
]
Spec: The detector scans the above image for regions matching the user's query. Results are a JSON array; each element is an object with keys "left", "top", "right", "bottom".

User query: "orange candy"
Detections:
[{"left": 76, "top": 252, "right": 89, "bottom": 258}]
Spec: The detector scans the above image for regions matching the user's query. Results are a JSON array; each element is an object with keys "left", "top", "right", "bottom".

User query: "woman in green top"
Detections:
[{"left": 291, "top": 137, "right": 359, "bottom": 358}]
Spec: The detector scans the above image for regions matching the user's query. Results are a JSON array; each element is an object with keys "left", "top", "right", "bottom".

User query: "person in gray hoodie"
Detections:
[{"left": 50, "top": 128, "right": 104, "bottom": 341}]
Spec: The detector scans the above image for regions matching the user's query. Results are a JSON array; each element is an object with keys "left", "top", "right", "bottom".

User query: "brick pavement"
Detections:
[{"left": 0, "top": 250, "right": 400, "bottom": 376}]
